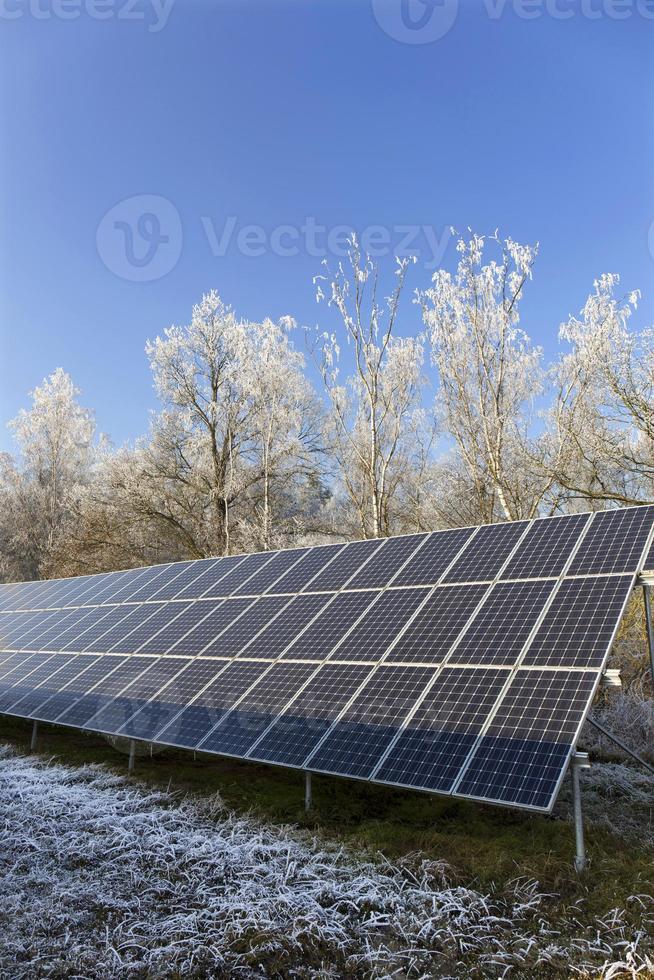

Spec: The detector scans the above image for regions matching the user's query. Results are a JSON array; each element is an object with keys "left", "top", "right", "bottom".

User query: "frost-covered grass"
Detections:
[{"left": 1, "top": 744, "right": 654, "bottom": 978}]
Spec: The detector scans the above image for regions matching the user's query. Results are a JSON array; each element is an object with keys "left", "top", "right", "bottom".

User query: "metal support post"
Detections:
[
  {"left": 587, "top": 717, "right": 654, "bottom": 776},
  {"left": 304, "top": 771, "right": 312, "bottom": 812},
  {"left": 643, "top": 585, "right": 654, "bottom": 687},
  {"left": 30, "top": 720, "right": 38, "bottom": 752},
  {"left": 128, "top": 739, "right": 136, "bottom": 773},
  {"left": 570, "top": 751, "right": 590, "bottom": 873}
]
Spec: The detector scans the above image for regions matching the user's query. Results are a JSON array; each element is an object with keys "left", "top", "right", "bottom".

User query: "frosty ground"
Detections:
[{"left": 1, "top": 738, "right": 653, "bottom": 979}]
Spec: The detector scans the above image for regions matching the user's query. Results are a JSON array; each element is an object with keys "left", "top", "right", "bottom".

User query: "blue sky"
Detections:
[{"left": 1, "top": 0, "right": 653, "bottom": 452}]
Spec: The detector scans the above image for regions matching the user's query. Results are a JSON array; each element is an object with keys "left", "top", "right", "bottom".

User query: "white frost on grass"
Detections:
[{"left": 0, "top": 746, "right": 651, "bottom": 979}]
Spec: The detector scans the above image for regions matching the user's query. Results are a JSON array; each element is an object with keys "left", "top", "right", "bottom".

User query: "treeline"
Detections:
[{"left": 2, "top": 232, "right": 653, "bottom": 583}]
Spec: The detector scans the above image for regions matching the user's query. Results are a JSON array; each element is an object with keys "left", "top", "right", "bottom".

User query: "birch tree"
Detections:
[
  {"left": 421, "top": 233, "right": 549, "bottom": 523},
  {"left": 313, "top": 236, "right": 425, "bottom": 538}
]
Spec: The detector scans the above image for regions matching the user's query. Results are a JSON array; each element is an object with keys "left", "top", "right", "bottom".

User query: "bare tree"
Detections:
[
  {"left": 313, "top": 236, "right": 425, "bottom": 538},
  {"left": 421, "top": 232, "right": 550, "bottom": 522},
  {"left": 550, "top": 273, "right": 654, "bottom": 506}
]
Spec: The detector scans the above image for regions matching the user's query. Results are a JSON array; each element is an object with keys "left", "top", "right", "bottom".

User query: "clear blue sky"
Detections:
[{"left": 1, "top": 0, "right": 653, "bottom": 452}]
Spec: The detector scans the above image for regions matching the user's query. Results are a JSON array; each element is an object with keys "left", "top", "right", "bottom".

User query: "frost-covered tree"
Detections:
[
  {"left": 0, "top": 369, "right": 96, "bottom": 580},
  {"left": 421, "top": 233, "right": 550, "bottom": 523},
  {"left": 313, "top": 236, "right": 426, "bottom": 538},
  {"left": 551, "top": 274, "right": 654, "bottom": 506}
]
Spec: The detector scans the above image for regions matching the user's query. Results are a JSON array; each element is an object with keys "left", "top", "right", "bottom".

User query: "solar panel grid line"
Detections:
[
  {"left": 4, "top": 653, "right": 101, "bottom": 718},
  {"left": 300, "top": 537, "right": 388, "bottom": 594},
  {"left": 101, "top": 603, "right": 193, "bottom": 655},
  {"left": 16, "top": 608, "right": 95, "bottom": 652},
  {"left": 196, "top": 550, "right": 280, "bottom": 599},
  {"left": 1, "top": 610, "right": 56, "bottom": 648},
  {"left": 139, "top": 561, "right": 204, "bottom": 603},
  {"left": 454, "top": 669, "right": 599, "bottom": 812},
  {"left": 143, "top": 658, "right": 237, "bottom": 743},
  {"left": 8, "top": 610, "right": 66, "bottom": 650},
  {"left": 303, "top": 528, "right": 498, "bottom": 778},
  {"left": 342, "top": 533, "right": 429, "bottom": 591},
  {"left": 48, "top": 654, "right": 140, "bottom": 724},
  {"left": 61, "top": 569, "right": 140, "bottom": 609},
  {"left": 132, "top": 601, "right": 228, "bottom": 656},
  {"left": 0, "top": 653, "right": 34, "bottom": 682},
  {"left": 364, "top": 518, "right": 561, "bottom": 782},
  {"left": 75, "top": 567, "right": 153, "bottom": 608},
  {"left": 84, "top": 657, "right": 193, "bottom": 737},
  {"left": 0, "top": 653, "right": 82, "bottom": 715},
  {"left": 193, "top": 594, "right": 299, "bottom": 658},
  {"left": 230, "top": 547, "right": 311, "bottom": 597},
  {"left": 14, "top": 653, "right": 109, "bottom": 723},
  {"left": 80, "top": 656, "right": 173, "bottom": 732},
  {"left": 0, "top": 653, "right": 58, "bottom": 699},
  {"left": 247, "top": 660, "right": 381, "bottom": 766},
  {"left": 172, "top": 554, "right": 249, "bottom": 600},
  {"left": 448, "top": 511, "right": 606, "bottom": 800}
]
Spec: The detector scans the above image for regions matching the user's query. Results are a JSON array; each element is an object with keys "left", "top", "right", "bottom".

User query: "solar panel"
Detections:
[
  {"left": 36, "top": 655, "right": 127, "bottom": 723},
  {"left": 568, "top": 506, "right": 654, "bottom": 575},
  {"left": 155, "top": 660, "right": 269, "bottom": 748},
  {"left": 1, "top": 505, "right": 652, "bottom": 815},
  {"left": 85, "top": 657, "right": 187, "bottom": 735},
  {"left": 199, "top": 662, "right": 317, "bottom": 757},
  {"left": 249, "top": 662, "right": 375, "bottom": 767},
  {"left": 374, "top": 666, "right": 508, "bottom": 792},
  {"left": 307, "top": 665, "right": 437, "bottom": 779},
  {"left": 500, "top": 513, "right": 590, "bottom": 580},
  {"left": 450, "top": 580, "right": 556, "bottom": 666},
  {"left": 383, "top": 585, "right": 488, "bottom": 664},
  {"left": 456, "top": 669, "right": 598, "bottom": 809}
]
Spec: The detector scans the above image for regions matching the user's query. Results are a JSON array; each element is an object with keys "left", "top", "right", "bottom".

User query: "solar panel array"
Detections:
[{"left": 0, "top": 505, "right": 652, "bottom": 813}]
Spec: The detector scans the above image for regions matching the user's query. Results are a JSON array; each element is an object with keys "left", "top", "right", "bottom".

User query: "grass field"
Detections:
[{"left": 1, "top": 715, "right": 653, "bottom": 977}]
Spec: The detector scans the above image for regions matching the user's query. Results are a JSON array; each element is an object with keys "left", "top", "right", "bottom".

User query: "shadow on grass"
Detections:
[{"left": 1, "top": 714, "right": 651, "bottom": 918}]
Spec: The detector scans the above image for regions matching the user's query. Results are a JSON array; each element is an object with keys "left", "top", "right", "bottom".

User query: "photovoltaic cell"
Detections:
[
  {"left": 308, "top": 666, "right": 436, "bottom": 779},
  {"left": 135, "top": 602, "right": 216, "bottom": 655},
  {"left": 155, "top": 660, "right": 270, "bottom": 748},
  {"left": 0, "top": 653, "right": 75, "bottom": 716},
  {"left": 501, "top": 512, "right": 590, "bottom": 580},
  {"left": 568, "top": 507, "right": 654, "bottom": 575},
  {"left": 328, "top": 589, "right": 429, "bottom": 663},
  {"left": 0, "top": 653, "right": 70, "bottom": 712},
  {"left": 250, "top": 662, "right": 374, "bottom": 767},
  {"left": 457, "top": 669, "right": 597, "bottom": 810},
  {"left": 201, "top": 552, "right": 276, "bottom": 598},
  {"left": 304, "top": 539, "right": 384, "bottom": 593},
  {"left": 83, "top": 604, "right": 157, "bottom": 653},
  {"left": 232, "top": 548, "right": 308, "bottom": 596},
  {"left": 238, "top": 594, "right": 331, "bottom": 659},
  {"left": 443, "top": 521, "right": 529, "bottom": 584},
  {"left": 82, "top": 567, "right": 153, "bottom": 606},
  {"left": 85, "top": 657, "right": 186, "bottom": 734},
  {"left": 375, "top": 667, "right": 508, "bottom": 791},
  {"left": 56, "top": 657, "right": 152, "bottom": 728},
  {"left": 384, "top": 585, "right": 488, "bottom": 664},
  {"left": 0, "top": 653, "right": 34, "bottom": 681},
  {"left": 281, "top": 591, "right": 379, "bottom": 661},
  {"left": 75, "top": 606, "right": 138, "bottom": 652},
  {"left": 6, "top": 654, "right": 100, "bottom": 719},
  {"left": 38, "top": 655, "right": 127, "bottom": 723},
  {"left": 0, "top": 653, "right": 52, "bottom": 694},
  {"left": 184, "top": 599, "right": 255, "bottom": 656},
  {"left": 117, "top": 659, "right": 224, "bottom": 740},
  {"left": 59, "top": 607, "right": 119, "bottom": 651},
  {"left": 201, "top": 596, "right": 290, "bottom": 658},
  {"left": 522, "top": 574, "right": 634, "bottom": 668},
  {"left": 199, "top": 662, "right": 316, "bottom": 757},
  {"left": 140, "top": 561, "right": 200, "bottom": 601},
  {"left": 174, "top": 556, "right": 242, "bottom": 599},
  {"left": 345, "top": 534, "right": 425, "bottom": 590},
  {"left": 106, "top": 604, "right": 188, "bottom": 654},
  {"left": 17, "top": 609, "right": 81, "bottom": 650},
  {"left": 451, "top": 580, "right": 556, "bottom": 666},
  {"left": 148, "top": 559, "right": 219, "bottom": 601},
  {"left": 266, "top": 544, "right": 344, "bottom": 595},
  {"left": 392, "top": 527, "right": 475, "bottom": 587}
]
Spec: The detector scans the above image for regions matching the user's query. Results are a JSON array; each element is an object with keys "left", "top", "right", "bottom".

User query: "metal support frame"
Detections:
[
  {"left": 30, "top": 720, "right": 38, "bottom": 752},
  {"left": 643, "top": 585, "right": 654, "bottom": 687},
  {"left": 570, "top": 751, "right": 590, "bottom": 873},
  {"left": 128, "top": 739, "right": 136, "bottom": 773},
  {"left": 587, "top": 717, "right": 654, "bottom": 776},
  {"left": 304, "top": 771, "right": 312, "bottom": 812}
]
